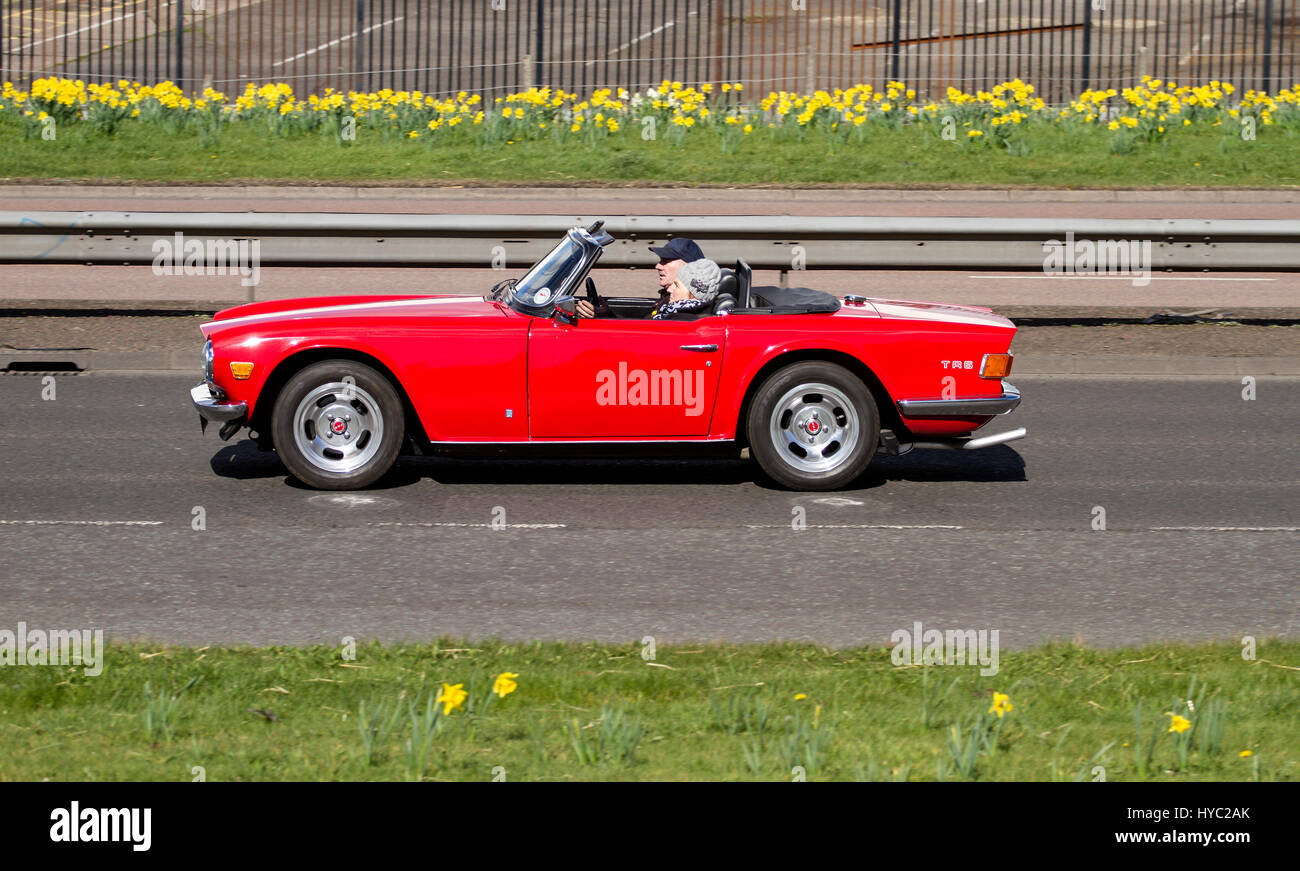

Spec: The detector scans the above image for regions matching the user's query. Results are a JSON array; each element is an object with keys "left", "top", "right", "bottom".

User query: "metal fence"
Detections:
[{"left": 2, "top": 1, "right": 1296, "bottom": 102}]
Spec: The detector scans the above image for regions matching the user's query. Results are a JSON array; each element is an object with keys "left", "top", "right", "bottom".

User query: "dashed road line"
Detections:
[{"left": 0, "top": 520, "right": 164, "bottom": 526}]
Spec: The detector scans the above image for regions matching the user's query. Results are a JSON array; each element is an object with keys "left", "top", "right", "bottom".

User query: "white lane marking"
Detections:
[
  {"left": 369, "top": 522, "right": 567, "bottom": 528},
  {"left": 968, "top": 275, "right": 1277, "bottom": 282},
  {"left": 812, "top": 496, "right": 866, "bottom": 506},
  {"left": 273, "top": 16, "right": 406, "bottom": 68},
  {"left": 308, "top": 493, "right": 399, "bottom": 508},
  {"left": 745, "top": 523, "right": 964, "bottom": 529},
  {"left": 9, "top": 9, "right": 139, "bottom": 54},
  {"left": 1150, "top": 526, "right": 1298, "bottom": 532},
  {"left": 203, "top": 295, "right": 483, "bottom": 331},
  {"left": 0, "top": 520, "right": 163, "bottom": 526}
]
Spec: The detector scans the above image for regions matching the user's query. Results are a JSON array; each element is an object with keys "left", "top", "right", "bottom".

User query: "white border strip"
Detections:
[{"left": 204, "top": 295, "right": 483, "bottom": 331}]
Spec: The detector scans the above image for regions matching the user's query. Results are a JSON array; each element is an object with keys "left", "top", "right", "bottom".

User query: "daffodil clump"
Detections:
[{"left": 2, "top": 75, "right": 1297, "bottom": 151}]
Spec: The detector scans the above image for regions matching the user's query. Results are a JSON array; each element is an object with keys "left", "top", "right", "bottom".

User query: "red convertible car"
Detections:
[{"left": 191, "top": 221, "right": 1024, "bottom": 491}]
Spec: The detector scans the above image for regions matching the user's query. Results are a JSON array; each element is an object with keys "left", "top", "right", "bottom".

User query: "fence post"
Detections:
[
  {"left": 534, "top": 0, "right": 544, "bottom": 90},
  {"left": 521, "top": 54, "right": 533, "bottom": 92},
  {"left": 356, "top": 0, "right": 366, "bottom": 92},
  {"left": 176, "top": 0, "right": 185, "bottom": 93},
  {"left": 1081, "top": 0, "right": 1092, "bottom": 92},
  {"left": 1081, "top": 0, "right": 1093, "bottom": 93},
  {"left": 804, "top": 44, "right": 815, "bottom": 93},
  {"left": 889, "top": 0, "right": 902, "bottom": 82},
  {"left": 1262, "top": 0, "right": 1275, "bottom": 92}
]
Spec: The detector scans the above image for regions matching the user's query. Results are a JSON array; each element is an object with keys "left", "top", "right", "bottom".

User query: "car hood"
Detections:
[{"left": 200, "top": 295, "right": 498, "bottom": 337}]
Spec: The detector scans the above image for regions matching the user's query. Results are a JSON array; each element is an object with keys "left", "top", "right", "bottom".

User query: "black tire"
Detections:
[
  {"left": 746, "top": 361, "right": 879, "bottom": 491},
  {"left": 270, "top": 360, "right": 404, "bottom": 490}
]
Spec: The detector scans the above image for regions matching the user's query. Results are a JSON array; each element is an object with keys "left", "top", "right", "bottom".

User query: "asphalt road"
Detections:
[{"left": 0, "top": 372, "right": 1295, "bottom": 649}]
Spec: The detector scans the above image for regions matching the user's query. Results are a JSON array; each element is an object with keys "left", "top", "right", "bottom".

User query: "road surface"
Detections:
[{"left": 1, "top": 372, "right": 1295, "bottom": 648}]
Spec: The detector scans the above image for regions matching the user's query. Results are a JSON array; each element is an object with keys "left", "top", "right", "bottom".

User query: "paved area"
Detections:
[{"left": 0, "top": 373, "right": 1294, "bottom": 648}]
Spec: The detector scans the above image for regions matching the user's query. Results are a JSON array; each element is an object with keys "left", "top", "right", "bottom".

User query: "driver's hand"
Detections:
[{"left": 576, "top": 299, "right": 596, "bottom": 318}]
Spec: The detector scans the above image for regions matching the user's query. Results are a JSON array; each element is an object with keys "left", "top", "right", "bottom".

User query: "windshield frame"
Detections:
[{"left": 505, "top": 226, "right": 611, "bottom": 317}]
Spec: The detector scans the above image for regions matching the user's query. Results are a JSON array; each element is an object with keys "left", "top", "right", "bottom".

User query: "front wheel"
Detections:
[
  {"left": 271, "top": 360, "right": 404, "bottom": 490},
  {"left": 746, "top": 361, "right": 879, "bottom": 491}
]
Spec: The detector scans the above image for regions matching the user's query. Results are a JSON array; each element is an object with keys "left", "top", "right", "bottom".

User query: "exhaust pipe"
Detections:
[{"left": 905, "top": 427, "right": 1027, "bottom": 452}]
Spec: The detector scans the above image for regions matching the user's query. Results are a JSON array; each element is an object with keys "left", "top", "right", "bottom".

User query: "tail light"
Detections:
[{"left": 980, "top": 353, "right": 1013, "bottom": 379}]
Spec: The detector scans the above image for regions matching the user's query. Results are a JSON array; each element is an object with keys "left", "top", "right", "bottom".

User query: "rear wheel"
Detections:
[
  {"left": 746, "top": 361, "right": 878, "bottom": 491},
  {"left": 271, "top": 360, "right": 404, "bottom": 490}
]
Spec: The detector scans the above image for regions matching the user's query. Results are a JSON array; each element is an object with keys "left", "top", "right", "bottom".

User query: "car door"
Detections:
[{"left": 527, "top": 316, "right": 726, "bottom": 438}]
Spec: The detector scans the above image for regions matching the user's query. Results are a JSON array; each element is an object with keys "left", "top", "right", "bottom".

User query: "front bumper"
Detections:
[
  {"left": 191, "top": 382, "right": 248, "bottom": 431},
  {"left": 896, "top": 381, "right": 1021, "bottom": 418}
]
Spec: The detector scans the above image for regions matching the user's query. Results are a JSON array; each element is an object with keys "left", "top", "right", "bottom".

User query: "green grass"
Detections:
[
  {"left": 2, "top": 119, "right": 1298, "bottom": 187},
  {"left": 2, "top": 639, "right": 1296, "bottom": 781}
]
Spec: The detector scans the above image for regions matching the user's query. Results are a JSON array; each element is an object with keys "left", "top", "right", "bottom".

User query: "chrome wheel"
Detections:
[
  {"left": 292, "top": 381, "right": 386, "bottom": 474},
  {"left": 767, "top": 381, "right": 861, "bottom": 474}
]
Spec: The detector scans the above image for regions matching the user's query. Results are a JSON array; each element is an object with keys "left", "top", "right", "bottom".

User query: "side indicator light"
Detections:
[
  {"left": 980, "top": 354, "right": 1013, "bottom": 379},
  {"left": 230, "top": 362, "right": 255, "bottom": 380}
]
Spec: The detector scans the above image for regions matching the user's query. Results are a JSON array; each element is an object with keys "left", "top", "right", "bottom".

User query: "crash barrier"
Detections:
[{"left": 3, "top": 212, "right": 1299, "bottom": 271}]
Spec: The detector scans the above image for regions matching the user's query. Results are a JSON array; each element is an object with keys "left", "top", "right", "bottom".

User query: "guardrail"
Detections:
[{"left": 3, "top": 212, "right": 1300, "bottom": 271}]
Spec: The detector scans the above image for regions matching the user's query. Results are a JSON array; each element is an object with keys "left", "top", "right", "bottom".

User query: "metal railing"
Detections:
[
  {"left": 4, "top": 211, "right": 1299, "bottom": 270},
  {"left": 1, "top": 1, "right": 1296, "bottom": 102}
]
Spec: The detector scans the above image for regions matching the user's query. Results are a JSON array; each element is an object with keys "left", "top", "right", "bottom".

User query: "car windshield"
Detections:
[{"left": 511, "top": 233, "right": 586, "bottom": 309}]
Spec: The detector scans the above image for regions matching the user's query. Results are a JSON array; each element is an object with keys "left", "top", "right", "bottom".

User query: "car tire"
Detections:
[
  {"left": 746, "top": 361, "right": 878, "bottom": 491},
  {"left": 271, "top": 360, "right": 404, "bottom": 490}
]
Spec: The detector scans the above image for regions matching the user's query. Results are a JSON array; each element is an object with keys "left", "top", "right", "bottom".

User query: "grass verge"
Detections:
[
  {"left": 3, "top": 639, "right": 1295, "bottom": 781},
  {"left": 2, "top": 121, "right": 1298, "bottom": 187}
]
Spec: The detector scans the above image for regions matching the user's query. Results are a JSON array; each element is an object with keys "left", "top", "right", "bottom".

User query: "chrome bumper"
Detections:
[
  {"left": 191, "top": 382, "right": 247, "bottom": 429},
  {"left": 896, "top": 382, "right": 1021, "bottom": 418}
]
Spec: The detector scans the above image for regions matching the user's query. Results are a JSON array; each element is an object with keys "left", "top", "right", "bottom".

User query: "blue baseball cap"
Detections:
[{"left": 649, "top": 237, "right": 705, "bottom": 263}]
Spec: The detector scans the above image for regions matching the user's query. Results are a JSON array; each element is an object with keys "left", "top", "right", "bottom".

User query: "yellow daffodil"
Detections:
[
  {"left": 492, "top": 672, "right": 519, "bottom": 698},
  {"left": 1166, "top": 712, "right": 1191, "bottom": 734},
  {"left": 989, "top": 692, "right": 1013, "bottom": 717},
  {"left": 436, "top": 682, "right": 467, "bottom": 715},
  {"left": 1239, "top": 750, "right": 1253, "bottom": 757},
  {"left": 794, "top": 693, "right": 807, "bottom": 701}
]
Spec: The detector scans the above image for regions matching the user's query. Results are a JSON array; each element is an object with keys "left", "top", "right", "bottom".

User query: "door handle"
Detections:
[{"left": 680, "top": 344, "right": 719, "bottom": 352}]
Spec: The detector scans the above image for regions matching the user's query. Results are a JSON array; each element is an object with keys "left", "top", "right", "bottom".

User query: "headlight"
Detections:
[{"left": 202, "top": 340, "right": 214, "bottom": 382}]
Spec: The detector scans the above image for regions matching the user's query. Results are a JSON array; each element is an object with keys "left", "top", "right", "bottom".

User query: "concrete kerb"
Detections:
[{"left": 3, "top": 184, "right": 1300, "bottom": 204}]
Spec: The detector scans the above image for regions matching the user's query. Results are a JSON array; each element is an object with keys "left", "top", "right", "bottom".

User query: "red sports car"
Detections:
[{"left": 191, "top": 221, "right": 1024, "bottom": 491}]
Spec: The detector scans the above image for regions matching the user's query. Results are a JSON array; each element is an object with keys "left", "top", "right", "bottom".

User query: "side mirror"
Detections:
[{"left": 554, "top": 298, "right": 578, "bottom": 324}]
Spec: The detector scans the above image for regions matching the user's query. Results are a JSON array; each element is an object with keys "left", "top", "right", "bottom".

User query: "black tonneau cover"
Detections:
[{"left": 743, "top": 286, "right": 841, "bottom": 314}]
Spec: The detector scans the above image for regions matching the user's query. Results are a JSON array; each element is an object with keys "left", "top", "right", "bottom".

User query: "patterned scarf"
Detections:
[{"left": 649, "top": 297, "right": 711, "bottom": 320}]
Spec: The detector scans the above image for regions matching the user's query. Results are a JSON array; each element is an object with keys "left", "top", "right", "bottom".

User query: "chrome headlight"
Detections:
[{"left": 202, "top": 339, "right": 214, "bottom": 382}]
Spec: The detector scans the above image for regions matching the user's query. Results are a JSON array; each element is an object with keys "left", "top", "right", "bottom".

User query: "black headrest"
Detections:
[
  {"left": 713, "top": 293, "right": 736, "bottom": 314},
  {"left": 718, "top": 269, "right": 738, "bottom": 298}
]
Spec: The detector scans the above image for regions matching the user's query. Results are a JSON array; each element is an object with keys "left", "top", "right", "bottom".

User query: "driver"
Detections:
[{"left": 575, "top": 236, "right": 708, "bottom": 318}]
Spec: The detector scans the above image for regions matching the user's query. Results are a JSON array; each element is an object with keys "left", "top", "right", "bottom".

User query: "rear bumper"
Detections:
[
  {"left": 896, "top": 381, "right": 1021, "bottom": 418},
  {"left": 191, "top": 382, "right": 247, "bottom": 426}
]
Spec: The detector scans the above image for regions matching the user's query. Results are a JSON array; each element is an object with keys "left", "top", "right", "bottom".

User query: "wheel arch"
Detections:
[
  {"left": 250, "top": 347, "right": 428, "bottom": 445},
  {"left": 734, "top": 349, "right": 905, "bottom": 447}
]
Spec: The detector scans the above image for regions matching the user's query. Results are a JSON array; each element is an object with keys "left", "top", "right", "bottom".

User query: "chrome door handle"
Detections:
[{"left": 680, "top": 344, "right": 719, "bottom": 352}]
